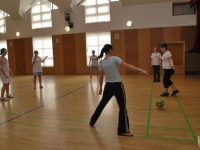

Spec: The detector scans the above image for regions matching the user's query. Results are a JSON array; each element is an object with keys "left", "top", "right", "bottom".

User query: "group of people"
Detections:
[
  {"left": 89, "top": 43, "right": 179, "bottom": 136},
  {"left": 151, "top": 43, "right": 179, "bottom": 96},
  {"left": 0, "top": 49, "right": 47, "bottom": 101},
  {"left": 0, "top": 43, "right": 179, "bottom": 137}
]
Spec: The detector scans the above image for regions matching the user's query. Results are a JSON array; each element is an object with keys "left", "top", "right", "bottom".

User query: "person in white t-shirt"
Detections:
[
  {"left": 160, "top": 43, "right": 179, "bottom": 96},
  {"left": 89, "top": 50, "right": 98, "bottom": 82},
  {"left": 151, "top": 47, "right": 161, "bottom": 82},
  {"left": 32, "top": 51, "right": 48, "bottom": 89},
  {"left": 0, "top": 48, "right": 14, "bottom": 101},
  {"left": 89, "top": 44, "right": 148, "bottom": 137}
]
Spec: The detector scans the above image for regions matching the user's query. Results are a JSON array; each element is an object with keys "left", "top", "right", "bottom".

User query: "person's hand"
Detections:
[
  {"left": 171, "top": 65, "right": 175, "bottom": 70},
  {"left": 141, "top": 70, "right": 148, "bottom": 75},
  {"left": 10, "top": 72, "right": 14, "bottom": 77},
  {"left": 45, "top": 56, "right": 48, "bottom": 59}
]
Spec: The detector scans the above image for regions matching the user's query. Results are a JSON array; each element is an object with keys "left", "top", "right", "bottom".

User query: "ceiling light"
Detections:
[
  {"left": 65, "top": 26, "right": 70, "bottom": 32},
  {"left": 16, "top": 32, "right": 20, "bottom": 36},
  {"left": 127, "top": 21, "right": 132, "bottom": 27}
]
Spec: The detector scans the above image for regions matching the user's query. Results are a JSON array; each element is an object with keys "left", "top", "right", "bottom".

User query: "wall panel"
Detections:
[
  {"left": 149, "top": 28, "right": 163, "bottom": 74},
  {"left": 75, "top": 33, "right": 88, "bottom": 75},
  {"left": 181, "top": 26, "right": 196, "bottom": 50},
  {"left": 163, "top": 27, "right": 181, "bottom": 42},
  {"left": 52, "top": 35, "right": 64, "bottom": 75},
  {"left": 24, "top": 38, "right": 33, "bottom": 75},
  {"left": 62, "top": 34, "right": 76, "bottom": 75},
  {"left": 14, "top": 39, "right": 26, "bottom": 75},
  {"left": 125, "top": 29, "right": 138, "bottom": 75},
  {"left": 111, "top": 30, "right": 126, "bottom": 74},
  {"left": 7, "top": 40, "right": 16, "bottom": 74},
  {"left": 138, "top": 29, "right": 151, "bottom": 74}
]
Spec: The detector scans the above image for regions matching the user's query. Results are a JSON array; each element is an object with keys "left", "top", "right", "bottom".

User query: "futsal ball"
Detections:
[{"left": 156, "top": 99, "right": 165, "bottom": 108}]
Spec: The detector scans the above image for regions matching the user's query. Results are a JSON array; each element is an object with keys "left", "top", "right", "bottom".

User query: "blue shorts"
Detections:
[{"left": 33, "top": 72, "right": 43, "bottom": 76}]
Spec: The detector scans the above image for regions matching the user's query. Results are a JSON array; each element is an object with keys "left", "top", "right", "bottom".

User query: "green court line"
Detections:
[
  {"left": 147, "top": 136, "right": 195, "bottom": 142},
  {"left": 27, "top": 115, "right": 190, "bottom": 131},
  {"left": 9, "top": 121, "right": 196, "bottom": 143},
  {"left": 145, "top": 82, "right": 154, "bottom": 137},
  {"left": 149, "top": 125, "right": 189, "bottom": 130},
  {"left": 175, "top": 96, "right": 197, "bottom": 142}
]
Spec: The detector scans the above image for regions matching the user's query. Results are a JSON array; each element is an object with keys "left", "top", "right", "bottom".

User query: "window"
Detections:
[
  {"left": 85, "top": 0, "right": 110, "bottom": 23},
  {"left": 33, "top": 36, "right": 54, "bottom": 67},
  {"left": 82, "top": 0, "right": 119, "bottom": 5},
  {"left": 31, "top": 0, "right": 57, "bottom": 29},
  {"left": 0, "top": 40, "right": 8, "bottom": 59},
  {"left": 0, "top": 10, "right": 9, "bottom": 33},
  {"left": 86, "top": 32, "right": 111, "bottom": 65},
  {"left": 173, "top": 2, "right": 195, "bottom": 16}
]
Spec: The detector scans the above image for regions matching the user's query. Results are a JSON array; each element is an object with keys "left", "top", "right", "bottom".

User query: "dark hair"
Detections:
[
  {"left": 34, "top": 50, "right": 38, "bottom": 54},
  {"left": 160, "top": 43, "right": 168, "bottom": 49},
  {"left": 0, "top": 48, "right": 7, "bottom": 55},
  {"left": 97, "top": 44, "right": 113, "bottom": 59}
]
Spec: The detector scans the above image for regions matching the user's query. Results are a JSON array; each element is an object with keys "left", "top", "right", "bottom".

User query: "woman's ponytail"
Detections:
[
  {"left": 97, "top": 44, "right": 113, "bottom": 59},
  {"left": 97, "top": 47, "right": 105, "bottom": 59}
]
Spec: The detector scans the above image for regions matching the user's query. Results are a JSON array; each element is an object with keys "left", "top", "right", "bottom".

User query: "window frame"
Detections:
[
  {"left": 86, "top": 32, "right": 111, "bottom": 66},
  {"left": 32, "top": 36, "right": 54, "bottom": 67},
  {"left": 0, "top": 10, "right": 9, "bottom": 33},
  {"left": 172, "top": 2, "right": 196, "bottom": 16},
  {"left": 85, "top": 0, "right": 111, "bottom": 23},
  {"left": 31, "top": 0, "right": 55, "bottom": 29}
]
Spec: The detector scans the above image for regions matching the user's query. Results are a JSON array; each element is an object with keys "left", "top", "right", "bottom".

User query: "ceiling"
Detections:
[{"left": 0, "top": 0, "right": 187, "bottom": 20}]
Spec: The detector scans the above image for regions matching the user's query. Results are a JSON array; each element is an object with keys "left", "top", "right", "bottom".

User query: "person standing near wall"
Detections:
[
  {"left": 89, "top": 44, "right": 148, "bottom": 136},
  {"left": 89, "top": 50, "right": 98, "bottom": 82},
  {"left": 151, "top": 47, "right": 161, "bottom": 82},
  {"left": 0, "top": 48, "right": 14, "bottom": 101},
  {"left": 32, "top": 50, "right": 48, "bottom": 89},
  {"left": 160, "top": 43, "right": 179, "bottom": 96}
]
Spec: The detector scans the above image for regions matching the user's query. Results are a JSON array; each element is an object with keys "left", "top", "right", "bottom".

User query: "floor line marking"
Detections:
[
  {"left": 9, "top": 121, "right": 195, "bottom": 143},
  {"left": 0, "top": 84, "right": 88, "bottom": 126},
  {"left": 175, "top": 96, "right": 197, "bottom": 142},
  {"left": 145, "top": 82, "right": 154, "bottom": 137}
]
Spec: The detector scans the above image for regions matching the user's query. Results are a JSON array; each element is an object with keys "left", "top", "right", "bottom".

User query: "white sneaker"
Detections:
[{"left": 0, "top": 97, "right": 8, "bottom": 101}]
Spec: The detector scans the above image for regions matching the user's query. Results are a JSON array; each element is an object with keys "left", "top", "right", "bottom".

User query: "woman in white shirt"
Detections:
[
  {"left": 32, "top": 50, "right": 47, "bottom": 89},
  {"left": 0, "top": 48, "right": 14, "bottom": 101},
  {"left": 160, "top": 43, "right": 179, "bottom": 96},
  {"left": 151, "top": 47, "right": 161, "bottom": 82},
  {"left": 89, "top": 50, "right": 98, "bottom": 82}
]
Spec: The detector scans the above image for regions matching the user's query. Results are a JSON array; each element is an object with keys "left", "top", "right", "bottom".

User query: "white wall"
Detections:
[{"left": 0, "top": 1, "right": 196, "bottom": 40}]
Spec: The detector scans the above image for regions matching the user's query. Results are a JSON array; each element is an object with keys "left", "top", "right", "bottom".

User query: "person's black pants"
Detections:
[
  {"left": 152, "top": 65, "right": 160, "bottom": 81},
  {"left": 90, "top": 82, "right": 130, "bottom": 135},
  {"left": 163, "top": 69, "right": 175, "bottom": 88}
]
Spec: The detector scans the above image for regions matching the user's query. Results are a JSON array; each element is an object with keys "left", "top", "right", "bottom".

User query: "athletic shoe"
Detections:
[
  {"left": 118, "top": 132, "right": 133, "bottom": 137},
  {"left": 89, "top": 121, "right": 94, "bottom": 127},
  {"left": 6, "top": 95, "right": 14, "bottom": 98},
  {"left": 160, "top": 92, "right": 169, "bottom": 96},
  {"left": 0, "top": 97, "right": 8, "bottom": 101},
  {"left": 171, "top": 90, "right": 179, "bottom": 96}
]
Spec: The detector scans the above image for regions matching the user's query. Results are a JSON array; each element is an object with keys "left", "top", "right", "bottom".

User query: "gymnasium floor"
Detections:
[{"left": 0, "top": 75, "right": 199, "bottom": 150}]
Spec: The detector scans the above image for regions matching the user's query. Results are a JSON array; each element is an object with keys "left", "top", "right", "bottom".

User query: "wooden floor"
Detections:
[{"left": 0, "top": 75, "right": 200, "bottom": 150}]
